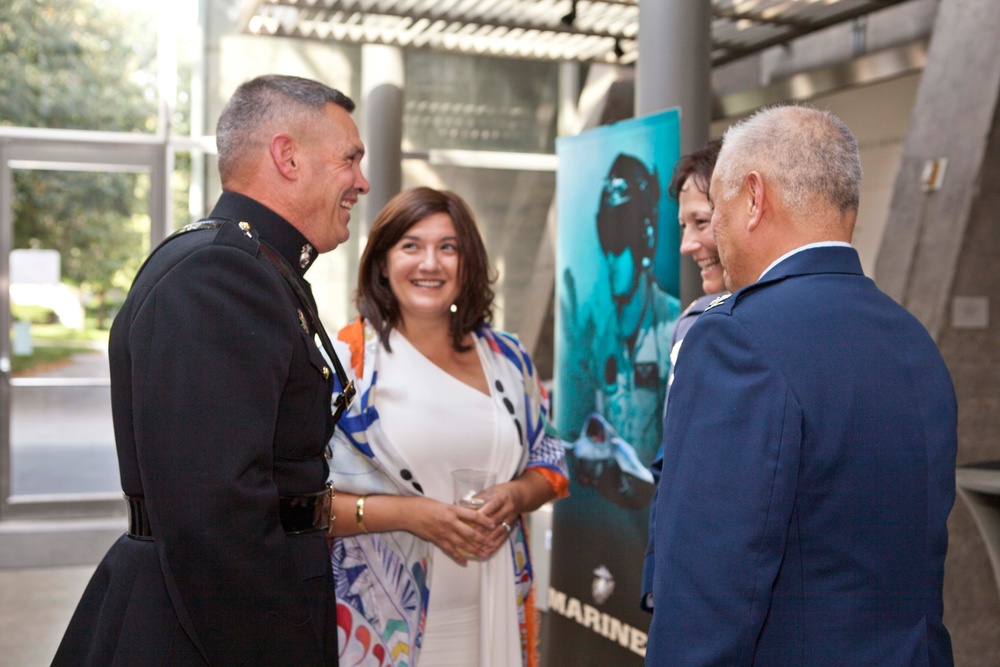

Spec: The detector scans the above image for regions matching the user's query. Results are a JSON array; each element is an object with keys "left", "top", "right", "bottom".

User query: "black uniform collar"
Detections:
[{"left": 208, "top": 191, "right": 317, "bottom": 277}]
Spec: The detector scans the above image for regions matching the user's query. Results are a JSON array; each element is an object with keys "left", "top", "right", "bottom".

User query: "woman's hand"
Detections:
[
  {"left": 477, "top": 482, "right": 522, "bottom": 556},
  {"left": 477, "top": 470, "right": 557, "bottom": 557},
  {"left": 330, "top": 493, "right": 496, "bottom": 564},
  {"left": 403, "top": 496, "right": 496, "bottom": 565}
]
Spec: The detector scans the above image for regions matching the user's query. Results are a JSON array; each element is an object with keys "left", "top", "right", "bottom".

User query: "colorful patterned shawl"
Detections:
[{"left": 329, "top": 319, "right": 568, "bottom": 667}]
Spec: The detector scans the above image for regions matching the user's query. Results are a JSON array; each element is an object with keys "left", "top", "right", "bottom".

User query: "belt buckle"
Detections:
[
  {"left": 332, "top": 380, "right": 355, "bottom": 423},
  {"left": 315, "top": 482, "right": 334, "bottom": 532}
]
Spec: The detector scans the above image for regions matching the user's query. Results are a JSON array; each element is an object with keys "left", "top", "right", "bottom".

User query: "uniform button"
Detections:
[{"left": 323, "top": 367, "right": 330, "bottom": 379}]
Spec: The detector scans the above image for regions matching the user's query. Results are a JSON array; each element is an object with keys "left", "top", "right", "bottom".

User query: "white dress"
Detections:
[{"left": 377, "top": 330, "right": 522, "bottom": 666}]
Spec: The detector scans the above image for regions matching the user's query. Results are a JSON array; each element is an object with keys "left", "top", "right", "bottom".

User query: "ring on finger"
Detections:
[{"left": 501, "top": 520, "right": 511, "bottom": 534}]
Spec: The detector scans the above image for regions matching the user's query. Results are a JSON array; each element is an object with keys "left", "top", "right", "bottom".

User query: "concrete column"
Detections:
[
  {"left": 558, "top": 61, "right": 581, "bottom": 136},
  {"left": 361, "top": 44, "right": 404, "bottom": 231},
  {"left": 636, "top": 0, "right": 711, "bottom": 306}
]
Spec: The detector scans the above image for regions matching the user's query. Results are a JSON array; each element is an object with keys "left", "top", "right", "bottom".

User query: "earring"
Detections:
[{"left": 450, "top": 304, "right": 458, "bottom": 314}]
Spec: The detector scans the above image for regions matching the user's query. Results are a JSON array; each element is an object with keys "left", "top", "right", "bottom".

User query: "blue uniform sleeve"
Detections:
[
  {"left": 640, "top": 447, "right": 662, "bottom": 611},
  {"left": 646, "top": 312, "right": 801, "bottom": 666}
]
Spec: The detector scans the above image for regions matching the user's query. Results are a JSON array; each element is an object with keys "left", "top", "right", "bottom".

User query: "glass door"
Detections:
[{"left": 1, "top": 131, "right": 167, "bottom": 519}]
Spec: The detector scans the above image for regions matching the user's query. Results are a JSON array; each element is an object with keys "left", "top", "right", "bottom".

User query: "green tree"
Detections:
[{"left": 1, "top": 0, "right": 158, "bottom": 328}]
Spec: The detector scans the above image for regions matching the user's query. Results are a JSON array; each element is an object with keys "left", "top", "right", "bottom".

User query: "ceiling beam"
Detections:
[{"left": 251, "top": 0, "right": 637, "bottom": 41}]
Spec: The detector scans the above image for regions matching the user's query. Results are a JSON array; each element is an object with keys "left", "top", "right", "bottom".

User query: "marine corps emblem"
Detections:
[{"left": 592, "top": 565, "right": 616, "bottom": 605}]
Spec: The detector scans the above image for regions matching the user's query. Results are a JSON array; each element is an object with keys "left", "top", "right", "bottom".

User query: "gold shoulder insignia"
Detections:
[{"left": 706, "top": 293, "right": 732, "bottom": 310}]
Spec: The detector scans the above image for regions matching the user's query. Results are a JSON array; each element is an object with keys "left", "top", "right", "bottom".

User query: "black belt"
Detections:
[{"left": 125, "top": 484, "right": 334, "bottom": 540}]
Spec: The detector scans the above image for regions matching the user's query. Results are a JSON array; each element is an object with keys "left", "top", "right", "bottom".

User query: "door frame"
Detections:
[{"left": 0, "top": 127, "right": 168, "bottom": 520}]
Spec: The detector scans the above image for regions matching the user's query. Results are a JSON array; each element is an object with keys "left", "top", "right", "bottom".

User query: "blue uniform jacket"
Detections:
[
  {"left": 641, "top": 292, "right": 722, "bottom": 611},
  {"left": 647, "top": 246, "right": 956, "bottom": 666}
]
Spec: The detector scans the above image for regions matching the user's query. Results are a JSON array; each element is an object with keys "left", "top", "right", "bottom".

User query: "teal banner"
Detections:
[{"left": 547, "top": 109, "right": 681, "bottom": 665}]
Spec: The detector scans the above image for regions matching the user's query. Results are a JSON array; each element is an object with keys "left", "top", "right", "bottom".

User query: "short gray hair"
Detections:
[
  {"left": 216, "top": 75, "right": 355, "bottom": 184},
  {"left": 714, "top": 105, "right": 862, "bottom": 216}
]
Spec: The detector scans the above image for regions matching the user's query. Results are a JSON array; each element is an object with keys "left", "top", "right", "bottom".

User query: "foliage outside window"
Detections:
[{"left": 2, "top": 0, "right": 160, "bottom": 372}]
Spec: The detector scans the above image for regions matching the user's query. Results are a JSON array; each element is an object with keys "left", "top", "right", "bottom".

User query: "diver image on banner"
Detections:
[
  {"left": 560, "top": 152, "right": 679, "bottom": 510},
  {"left": 547, "top": 109, "right": 680, "bottom": 666}
]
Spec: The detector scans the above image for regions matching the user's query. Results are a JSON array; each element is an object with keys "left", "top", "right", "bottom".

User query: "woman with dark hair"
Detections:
[
  {"left": 326, "top": 187, "right": 569, "bottom": 667},
  {"left": 640, "top": 138, "right": 726, "bottom": 612},
  {"left": 671, "top": 138, "right": 725, "bottom": 302}
]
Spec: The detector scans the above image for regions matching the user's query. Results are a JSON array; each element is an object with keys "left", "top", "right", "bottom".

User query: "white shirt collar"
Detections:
[{"left": 757, "top": 241, "right": 853, "bottom": 283}]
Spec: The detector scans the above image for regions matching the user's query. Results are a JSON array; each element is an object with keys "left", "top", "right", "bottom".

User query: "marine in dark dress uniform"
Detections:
[{"left": 53, "top": 75, "right": 369, "bottom": 666}]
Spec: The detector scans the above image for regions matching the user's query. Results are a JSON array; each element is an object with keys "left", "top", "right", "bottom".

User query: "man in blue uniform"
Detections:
[
  {"left": 54, "top": 75, "right": 369, "bottom": 666},
  {"left": 647, "top": 105, "right": 956, "bottom": 666}
]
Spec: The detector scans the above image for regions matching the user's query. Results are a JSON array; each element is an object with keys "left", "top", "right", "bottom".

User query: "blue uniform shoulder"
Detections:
[{"left": 701, "top": 291, "right": 736, "bottom": 315}]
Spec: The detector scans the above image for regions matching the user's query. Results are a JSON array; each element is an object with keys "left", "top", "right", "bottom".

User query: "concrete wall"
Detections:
[
  {"left": 935, "top": 95, "right": 1000, "bottom": 667},
  {"left": 871, "top": 1, "right": 1000, "bottom": 662},
  {"left": 710, "top": 72, "right": 921, "bottom": 277}
]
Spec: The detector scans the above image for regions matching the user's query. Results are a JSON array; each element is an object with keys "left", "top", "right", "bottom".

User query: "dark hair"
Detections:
[
  {"left": 216, "top": 75, "right": 355, "bottom": 184},
  {"left": 667, "top": 139, "right": 722, "bottom": 200},
  {"left": 356, "top": 187, "right": 496, "bottom": 352}
]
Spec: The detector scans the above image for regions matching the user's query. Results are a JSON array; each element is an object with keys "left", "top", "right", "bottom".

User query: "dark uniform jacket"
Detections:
[{"left": 53, "top": 192, "right": 339, "bottom": 666}]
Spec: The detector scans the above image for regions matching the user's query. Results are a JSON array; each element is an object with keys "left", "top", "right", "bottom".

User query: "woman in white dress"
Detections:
[{"left": 326, "top": 187, "right": 569, "bottom": 667}]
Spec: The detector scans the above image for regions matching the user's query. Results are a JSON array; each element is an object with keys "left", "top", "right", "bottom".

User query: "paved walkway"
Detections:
[
  {"left": 10, "top": 349, "right": 119, "bottom": 495},
  {"left": 0, "top": 565, "right": 95, "bottom": 666},
  {"left": 2, "top": 349, "right": 116, "bottom": 663}
]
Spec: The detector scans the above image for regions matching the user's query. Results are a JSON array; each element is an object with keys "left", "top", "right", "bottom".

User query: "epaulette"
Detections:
[
  {"left": 211, "top": 220, "right": 261, "bottom": 256},
  {"left": 704, "top": 292, "right": 732, "bottom": 311}
]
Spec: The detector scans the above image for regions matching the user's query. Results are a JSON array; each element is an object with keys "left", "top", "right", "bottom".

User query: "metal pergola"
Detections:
[{"left": 238, "top": 0, "right": 914, "bottom": 67}]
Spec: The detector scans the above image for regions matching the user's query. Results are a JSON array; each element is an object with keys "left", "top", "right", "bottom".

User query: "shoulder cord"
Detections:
[
  {"left": 255, "top": 242, "right": 355, "bottom": 423},
  {"left": 146, "top": 219, "right": 355, "bottom": 423}
]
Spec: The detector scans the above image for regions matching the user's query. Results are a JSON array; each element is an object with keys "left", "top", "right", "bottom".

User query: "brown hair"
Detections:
[
  {"left": 667, "top": 139, "right": 722, "bottom": 200},
  {"left": 356, "top": 187, "right": 496, "bottom": 352}
]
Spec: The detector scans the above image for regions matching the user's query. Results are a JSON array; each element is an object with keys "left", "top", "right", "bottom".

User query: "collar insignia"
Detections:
[
  {"left": 297, "top": 309, "right": 310, "bottom": 334},
  {"left": 299, "top": 243, "right": 315, "bottom": 269},
  {"left": 706, "top": 293, "right": 732, "bottom": 310}
]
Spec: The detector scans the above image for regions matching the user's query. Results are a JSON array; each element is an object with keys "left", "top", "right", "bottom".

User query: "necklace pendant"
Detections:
[{"left": 299, "top": 243, "right": 314, "bottom": 269}]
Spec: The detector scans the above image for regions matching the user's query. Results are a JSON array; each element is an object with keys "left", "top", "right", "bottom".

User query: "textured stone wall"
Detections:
[
  {"left": 937, "top": 94, "right": 1000, "bottom": 665},
  {"left": 873, "top": 1, "right": 1000, "bottom": 663}
]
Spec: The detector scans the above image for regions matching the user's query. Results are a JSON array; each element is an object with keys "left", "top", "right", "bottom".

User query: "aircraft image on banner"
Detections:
[{"left": 564, "top": 412, "right": 656, "bottom": 510}]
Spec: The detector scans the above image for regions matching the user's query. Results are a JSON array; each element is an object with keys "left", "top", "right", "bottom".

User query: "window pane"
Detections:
[
  {"left": 404, "top": 52, "right": 559, "bottom": 154},
  {"left": 0, "top": 0, "right": 158, "bottom": 133},
  {"left": 9, "top": 168, "right": 151, "bottom": 496}
]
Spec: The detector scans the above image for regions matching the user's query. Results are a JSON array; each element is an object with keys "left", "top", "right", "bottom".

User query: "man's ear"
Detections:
[
  {"left": 744, "top": 171, "right": 766, "bottom": 232},
  {"left": 270, "top": 133, "right": 299, "bottom": 180}
]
